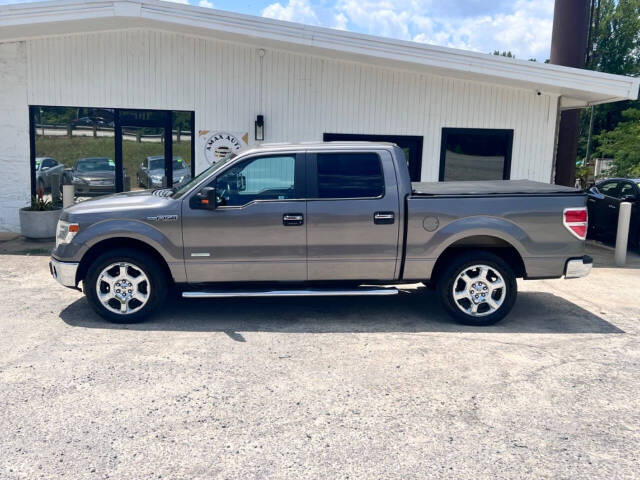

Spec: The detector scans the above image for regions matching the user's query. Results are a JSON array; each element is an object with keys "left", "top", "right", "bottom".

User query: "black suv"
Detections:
[{"left": 587, "top": 178, "right": 640, "bottom": 250}]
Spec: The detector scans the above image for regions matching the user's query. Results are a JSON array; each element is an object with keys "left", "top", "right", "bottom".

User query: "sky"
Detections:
[{"left": 1, "top": 0, "right": 556, "bottom": 61}]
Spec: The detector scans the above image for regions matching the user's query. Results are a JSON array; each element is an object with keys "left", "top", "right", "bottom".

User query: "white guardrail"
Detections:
[{"left": 35, "top": 124, "right": 191, "bottom": 142}]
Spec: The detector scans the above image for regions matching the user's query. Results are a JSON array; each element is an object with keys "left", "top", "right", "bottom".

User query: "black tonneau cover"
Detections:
[{"left": 411, "top": 179, "right": 582, "bottom": 196}]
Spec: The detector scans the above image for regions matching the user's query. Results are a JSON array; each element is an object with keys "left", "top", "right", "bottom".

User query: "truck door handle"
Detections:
[
  {"left": 374, "top": 211, "right": 395, "bottom": 225},
  {"left": 608, "top": 204, "right": 617, "bottom": 209},
  {"left": 283, "top": 213, "right": 304, "bottom": 226}
]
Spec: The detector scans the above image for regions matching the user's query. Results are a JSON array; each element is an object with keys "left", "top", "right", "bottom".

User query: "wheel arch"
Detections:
[
  {"left": 76, "top": 237, "right": 174, "bottom": 286},
  {"left": 429, "top": 235, "right": 526, "bottom": 286}
]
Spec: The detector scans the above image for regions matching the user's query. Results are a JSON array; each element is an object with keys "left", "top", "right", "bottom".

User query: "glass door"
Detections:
[
  {"left": 117, "top": 110, "right": 172, "bottom": 191},
  {"left": 121, "top": 125, "right": 166, "bottom": 191}
]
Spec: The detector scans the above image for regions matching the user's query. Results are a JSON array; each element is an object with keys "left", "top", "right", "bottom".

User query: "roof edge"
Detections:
[{"left": 1, "top": 0, "right": 638, "bottom": 102}]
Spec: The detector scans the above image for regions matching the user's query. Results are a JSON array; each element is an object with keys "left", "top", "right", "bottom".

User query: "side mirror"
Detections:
[
  {"left": 42, "top": 166, "right": 50, "bottom": 171},
  {"left": 588, "top": 186, "right": 599, "bottom": 195},
  {"left": 196, "top": 186, "right": 217, "bottom": 210}
]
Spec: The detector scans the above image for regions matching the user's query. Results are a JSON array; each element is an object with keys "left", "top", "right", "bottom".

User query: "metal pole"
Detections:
[
  {"left": 615, "top": 202, "right": 632, "bottom": 267},
  {"left": 585, "top": 105, "right": 594, "bottom": 164}
]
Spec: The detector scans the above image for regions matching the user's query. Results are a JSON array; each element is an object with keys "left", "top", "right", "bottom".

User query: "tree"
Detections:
[
  {"left": 595, "top": 108, "right": 640, "bottom": 177},
  {"left": 579, "top": 0, "right": 640, "bottom": 163}
]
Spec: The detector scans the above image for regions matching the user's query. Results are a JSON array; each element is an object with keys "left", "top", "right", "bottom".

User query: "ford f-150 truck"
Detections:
[{"left": 50, "top": 142, "right": 592, "bottom": 325}]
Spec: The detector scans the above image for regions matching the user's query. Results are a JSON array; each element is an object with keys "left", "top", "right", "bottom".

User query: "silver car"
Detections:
[
  {"left": 35, "top": 157, "right": 65, "bottom": 192},
  {"left": 137, "top": 156, "right": 191, "bottom": 189},
  {"left": 71, "top": 157, "right": 116, "bottom": 196}
]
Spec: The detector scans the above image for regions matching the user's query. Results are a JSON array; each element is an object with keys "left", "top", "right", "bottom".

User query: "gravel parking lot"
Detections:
[{"left": 1, "top": 243, "right": 639, "bottom": 479}]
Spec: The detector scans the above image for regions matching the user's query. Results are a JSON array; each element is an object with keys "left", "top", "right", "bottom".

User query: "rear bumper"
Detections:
[
  {"left": 565, "top": 255, "right": 593, "bottom": 279},
  {"left": 49, "top": 257, "right": 79, "bottom": 287}
]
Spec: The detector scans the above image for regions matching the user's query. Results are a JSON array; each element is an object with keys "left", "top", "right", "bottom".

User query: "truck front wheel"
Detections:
[
  {"left": 84, "top": 248, "right": 167, "bottom": 323},
  {"left": 437, "top": 250, "right": 517, "bottom": 326}
]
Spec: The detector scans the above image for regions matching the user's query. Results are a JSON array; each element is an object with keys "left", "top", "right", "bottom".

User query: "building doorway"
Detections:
[{"left": 323, "top": 133, "right": 423, "bottom": 181}]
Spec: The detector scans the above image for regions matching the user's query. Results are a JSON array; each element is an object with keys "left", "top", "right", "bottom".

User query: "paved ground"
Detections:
[{"left": 1, "top": 243, "right": 639, "bottom": 479}]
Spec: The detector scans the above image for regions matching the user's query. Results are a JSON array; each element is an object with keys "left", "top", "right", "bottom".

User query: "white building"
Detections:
[{"left": 1, "top": 0, "right": 638, "bottom": 232}]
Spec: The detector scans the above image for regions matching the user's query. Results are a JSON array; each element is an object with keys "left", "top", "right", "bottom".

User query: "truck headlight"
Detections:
[
  {"left": 72, "top": 176, "right": 86, "bottom": 184},
  {"left": 56, "top": 220, "right": 79, "bottom": 248}
]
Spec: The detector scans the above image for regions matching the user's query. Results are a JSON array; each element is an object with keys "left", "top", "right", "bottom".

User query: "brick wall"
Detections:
[{"left": 0, "top": 42, "right": 30, "bottom": 233}]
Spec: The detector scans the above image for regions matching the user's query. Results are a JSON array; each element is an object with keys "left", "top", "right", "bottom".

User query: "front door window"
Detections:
[{"left": 214, "top": 155, "right": 297, "bottom": 207}]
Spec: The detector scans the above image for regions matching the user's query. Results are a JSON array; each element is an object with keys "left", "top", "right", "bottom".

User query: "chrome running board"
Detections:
[{"left": 182, "top": 287, "right": 398, "bottom": 298}]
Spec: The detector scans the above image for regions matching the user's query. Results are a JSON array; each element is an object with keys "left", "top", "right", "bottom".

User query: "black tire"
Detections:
[
  {"left": 436, "top": 250, "right": 517, "bottom": 326},
  {"left": 84, "top": 248, "right": 167, "bottom": 323}
]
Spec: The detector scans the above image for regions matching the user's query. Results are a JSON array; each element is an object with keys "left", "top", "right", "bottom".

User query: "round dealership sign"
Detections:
[{"left": 199, "top": 130, "right": 249, "bottom": 167}]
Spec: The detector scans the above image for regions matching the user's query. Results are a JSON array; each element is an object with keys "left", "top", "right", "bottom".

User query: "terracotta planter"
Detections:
[{"left": 19, "top": 207, "right": 62, "bottom": 239}]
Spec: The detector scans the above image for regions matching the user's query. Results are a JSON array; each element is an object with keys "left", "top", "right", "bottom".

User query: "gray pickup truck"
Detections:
[{"left": 50, "top": 142, "right": 591, "bottom": 325}]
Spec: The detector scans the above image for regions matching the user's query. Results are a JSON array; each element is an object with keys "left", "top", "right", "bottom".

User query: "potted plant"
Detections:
[{"left": 19, "top": 185, "right": 62, "bottom": 239}]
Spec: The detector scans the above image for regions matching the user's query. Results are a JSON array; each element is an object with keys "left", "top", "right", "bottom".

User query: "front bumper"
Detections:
[
  {"left": 50, "top": 257, "right": 79, "bottom": 287},
  {"left": 565, "top": 255, "right": 593, "bottom": 279}
]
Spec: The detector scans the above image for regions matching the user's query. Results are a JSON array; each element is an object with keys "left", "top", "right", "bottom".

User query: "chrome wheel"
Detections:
[
  {"left": 95, "top": 262, "right": 151, "bottom": 315},
  {"left": 452, "top": 264, "right": 506, "bottom": 317}
]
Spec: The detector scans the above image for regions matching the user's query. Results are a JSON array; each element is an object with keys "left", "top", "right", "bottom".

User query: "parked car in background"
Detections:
[
  {"left": 72, "top": 116, "right": 114, "bottom": 128},
  {"left": 136, "top": 156, "right": 191, "bottom": 189},
  {"left": 50, "top": 142, "right": 591, "bottom": 326},
  {"left": 71, "top": 157, "right": 117, "bottom": 195},
  {"left": 35, "top": 157, "right": 65, "bottom": 192},
  {"left": 587, "top": 178, "right": 640, "bottom": 250}
]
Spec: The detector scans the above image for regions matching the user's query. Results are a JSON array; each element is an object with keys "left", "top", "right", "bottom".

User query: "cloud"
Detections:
[
  {"left": 261, "top": 0, "right": 554, "bottom": 60},
  {"left": 262, "top": 0, "right": 321, "bottom": 24},
  {"left": 411, "top": 0, "right": 554, "bottom": 59},
  {"left": 198, "top": 0, "right": 214, "bottom": 7},
  {"left": 262, "top": 0, "right": 350, "bottom": 30},
  {"left": 337, "top": 1, "right": 411, "bottom": 40}
]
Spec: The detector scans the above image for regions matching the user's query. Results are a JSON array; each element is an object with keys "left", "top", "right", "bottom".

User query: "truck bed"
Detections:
[{"left": 411, "top": 180, "right": 582, "bottom": 196}]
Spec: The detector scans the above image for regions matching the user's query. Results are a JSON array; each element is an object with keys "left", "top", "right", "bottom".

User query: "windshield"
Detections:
[
  {"left": 171, "top": 154, "right": 237, "bottom": 199},
  {"left": 76, "top": 158, "right": 114, "bottom": 172},
  {"left": 148, "top": 157, "right": 188, "bottom": 171}
]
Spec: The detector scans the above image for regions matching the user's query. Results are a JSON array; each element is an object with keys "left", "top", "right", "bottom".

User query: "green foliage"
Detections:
[
  {"left": 575, "top": 164, "right": 592, "bottom": 187},
  {"left": 588, "top": 0, "right": 640, "bottom": 76},
  {"left": 27, "top": 184, "right": 55, "bottom": 211},
  {"left": 492, "top": 50, "right": 515, "bottom": 58},
  {"left": 578, "top": 0, "right": 640, "bottom": 160},
  {"left": 595, "top": 108, "right": 640, "bottom": 177}
]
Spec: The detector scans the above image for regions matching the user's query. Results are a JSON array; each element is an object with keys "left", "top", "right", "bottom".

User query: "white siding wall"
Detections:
[
  {"left": 0, "top": 42, "right": 30, "bottom": 232},
  {"left": 1, "top": 29, "right": 560, "bottom": 231},
  {"left": 25, "top": 30, "right": 559, "bottom": 181}
]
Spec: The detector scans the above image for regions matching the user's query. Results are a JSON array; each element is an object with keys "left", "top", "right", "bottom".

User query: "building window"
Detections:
[
  {"left": 439, "top": 128, "right": 513, "bottom": 181},
  {"left": 316, "top": 152, "right": 384, "bottom": 199},
  {"left": 30, "top": 107, "right": 194, "bottom": 203}
]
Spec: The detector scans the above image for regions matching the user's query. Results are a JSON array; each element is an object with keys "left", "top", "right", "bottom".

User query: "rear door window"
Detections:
[{"left": 316, "top": 152, "right": 384, "bottom": 199}]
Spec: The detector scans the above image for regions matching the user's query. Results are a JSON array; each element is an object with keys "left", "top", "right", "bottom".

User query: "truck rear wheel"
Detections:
[
  {"left": 84, "top": 248, "right": 167, "bottom": 323},
  {"left": 437, "top": 250, "right": 517, "bottom": 326}
]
